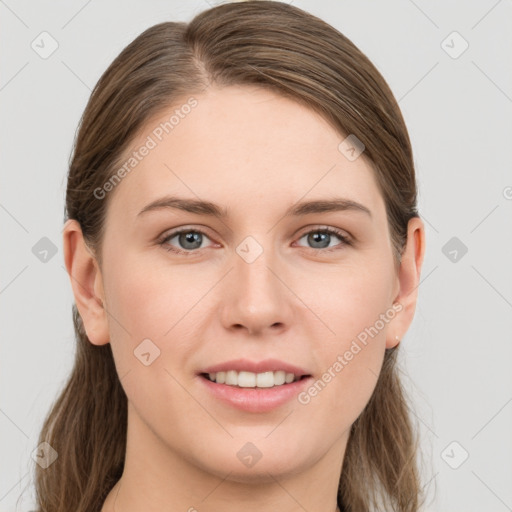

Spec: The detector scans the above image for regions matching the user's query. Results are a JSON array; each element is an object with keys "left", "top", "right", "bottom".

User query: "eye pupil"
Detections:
[
  {"left": 180, "top": 231, "right": 202, "bottom": 249},
  {"left": 308, "top": 232, "right": 330, "bottom": 249}
]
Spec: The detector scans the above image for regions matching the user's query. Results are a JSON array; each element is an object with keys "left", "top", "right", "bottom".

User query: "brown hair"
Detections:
[{"left": 31, "top": 2, "right": 424, "bottom": 510}]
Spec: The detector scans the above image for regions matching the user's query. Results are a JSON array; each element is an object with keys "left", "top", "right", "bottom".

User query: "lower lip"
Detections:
[{"left": 199, "top": 374, "right": 313, "bottom": 413}]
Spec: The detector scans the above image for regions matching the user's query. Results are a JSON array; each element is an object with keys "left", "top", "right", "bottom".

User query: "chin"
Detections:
[{"left": 190, "top": 441, "right": 313, "bottom": 482}]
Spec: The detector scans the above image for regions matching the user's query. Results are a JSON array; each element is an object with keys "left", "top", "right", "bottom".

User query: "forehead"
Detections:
[{"left": 106, "top": 85, "right": 384, "bottom": 223}]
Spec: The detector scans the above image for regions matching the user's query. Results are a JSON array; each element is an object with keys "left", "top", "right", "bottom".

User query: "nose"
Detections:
[{"left": 220, "top": 242, "right": 293, "bottom": 336}]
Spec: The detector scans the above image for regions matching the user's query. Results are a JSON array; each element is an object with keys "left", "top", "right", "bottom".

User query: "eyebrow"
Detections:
[{"left": 137, "top": 195, "right": 372, "bottom": 219}]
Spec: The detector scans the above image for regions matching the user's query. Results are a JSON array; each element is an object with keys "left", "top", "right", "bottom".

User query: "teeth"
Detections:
[{"left": 206, "top": 370, "right": 301, "bottom": 387}]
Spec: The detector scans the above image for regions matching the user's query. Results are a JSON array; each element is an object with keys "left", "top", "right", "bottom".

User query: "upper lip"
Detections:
[{"left": 200, "top": 358, "right": 310, "bottom": 376}]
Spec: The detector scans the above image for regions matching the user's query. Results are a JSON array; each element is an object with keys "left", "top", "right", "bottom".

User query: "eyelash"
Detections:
[{"left": 157, "top": 226, "right": 352, "bottom": 256}]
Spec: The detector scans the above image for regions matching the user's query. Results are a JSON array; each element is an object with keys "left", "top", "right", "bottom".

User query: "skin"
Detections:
[{"left": 63, "top": 84, "right": 425, "bottom": 512}]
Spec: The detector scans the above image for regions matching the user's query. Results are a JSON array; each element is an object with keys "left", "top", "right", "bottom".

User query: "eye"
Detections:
[
  {"left": 158, "top": 227, "right": 215, "bottom": 255},
  {"left": 295, "top": 227, "right": 351, "bottom": 252}
]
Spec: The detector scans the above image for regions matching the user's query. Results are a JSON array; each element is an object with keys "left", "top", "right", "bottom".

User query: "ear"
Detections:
[
  {"left": 62, "top": 219, "right": 110, "bottom": 346},
  {"left": 386, "top": 216, "right": 426, "bottom": 349}
]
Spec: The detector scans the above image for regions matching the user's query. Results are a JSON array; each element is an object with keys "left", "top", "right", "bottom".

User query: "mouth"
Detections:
[
  {"left": 197, "top": 359, "right": 313, "bottom": 413},
  {"left": 200, "top": 370, "right": 310, "bottom": 388},
  {"left": 199, "top": 372, "right": 313, "bottom": 413}
]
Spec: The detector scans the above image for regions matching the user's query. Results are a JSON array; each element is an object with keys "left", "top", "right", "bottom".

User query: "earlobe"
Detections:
[
  {"left": 62, "top": 219, "right": 110, "bottom": 346},
  {"left": 386, "top": 216, "right": 426, "bottom": 349}
]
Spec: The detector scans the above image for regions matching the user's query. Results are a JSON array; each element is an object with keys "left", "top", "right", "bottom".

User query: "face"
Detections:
[{"left": 79, "top": 85, "right": 405, "bottom": 481}]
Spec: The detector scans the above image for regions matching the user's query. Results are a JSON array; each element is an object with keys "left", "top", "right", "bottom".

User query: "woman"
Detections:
[{"left": 35, "top": 1, "right": 426, "bottom": 511}]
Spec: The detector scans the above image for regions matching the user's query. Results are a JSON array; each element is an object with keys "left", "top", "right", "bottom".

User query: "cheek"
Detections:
[
  {"left": 307, "top": 254, "right": 394, "bottom": 346},
  {"left": 104, "top": 254, "right": 197, "bottom": 338},
  {"left": 302, "top": 258, "right": 393, "bottom": 418},
  {"left": 100, "top": 258, "right": 202, "bottom": 416},
  {"left": 297, "top": 312, "right": 387, "bottom": 445},
  {"left": 102, "top": 254, "right": 212, "bottom": 377}
]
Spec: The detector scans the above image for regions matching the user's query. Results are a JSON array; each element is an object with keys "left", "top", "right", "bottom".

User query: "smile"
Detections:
[{"left": 203, "top": 370, "right": 306, "bottom": 388}]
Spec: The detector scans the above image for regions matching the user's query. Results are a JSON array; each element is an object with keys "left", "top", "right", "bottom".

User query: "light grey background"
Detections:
[{"left": 1, "top": 1, "right": 511, "bottom": 510}]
